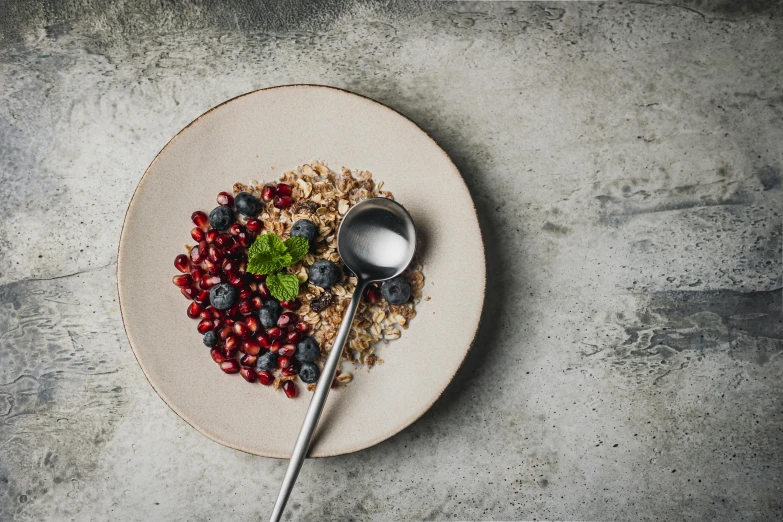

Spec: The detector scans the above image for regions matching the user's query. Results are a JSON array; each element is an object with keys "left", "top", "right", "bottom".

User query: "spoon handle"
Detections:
[{"left": 270, "top": 282, "right": 367, "bottom": 522}]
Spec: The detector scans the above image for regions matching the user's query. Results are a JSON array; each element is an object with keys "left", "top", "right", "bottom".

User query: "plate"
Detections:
[{"left": 117, "top": 85, "right": 485, "bottom": 457}]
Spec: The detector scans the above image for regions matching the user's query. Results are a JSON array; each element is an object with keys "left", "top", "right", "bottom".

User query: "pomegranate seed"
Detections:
[
  {"left": 191, "top": 227, "right": 206, "bottom": 242},
  {"left": 197, "top": 319, "right": 214, "bottom": 334},
  {"left": 242, "top": 339, "right": 261, "bottom": 356},
  {"left": 225, "top": 335, "right": 240, "bottom": 355},
  {"left": 174, "top": 254, "right": 190, "bottom": 273},
  {"left": 229, "top": 223, "right": 243, "bottom": 236},
  {"left": 245, "top": 219, "right": 263, "bottom": 233},
  {"left": 295, "top": 322, "right": 310, "bottom": 333},
  {"left": 224, "top": 270, "right": 238, "bottom": 282},
  {"left": 239, "top": 366, "right": 256, "bottom": 382},
  {"left": 277, "top": 312, "right": 297, "bottom": 328},
  {"left": 238, "top": 261, "right": 247, "bottom": 275},
  {"left": 226, "top": 243, "right": 244, "bottom": 258},
  {"left": 199, "top": 310, "right": 212, "bottom": 320},
  {"left": 217, "top": 191, "right": 234, "bottom": 207},
  {"left": 219, "top": 326, "right": 232, "bottom": 340},
  {"left": 238, "top": 300, "right": 254, "bottom": 316},
  {"left": 195, "top": 290, "right": 210, "bottom": 305},
  {"left": 276, "top": 183, "right": 292, "bottom": 197},
  {"left": 282, "top": 380, "right": 298, "bottom": 398},
  {"left": 286, "top": 330, "right": 302, "bottom": 344},
  {"left": 251, "top": 296, "right": 264, "bottom": 310},
  {"left": 187, "top": 302, "right": 202, "bottom": 319},
  {"left": 208, "top": 245, "right": 223, "bottom": 263},
  {"left": 364, "top": 285, "right": 381, "bottom": 304},
  {"left": 190, "top": 245, "right": 204, "bottom": 264},
  {"left": 269, "top": 339, "right": 282, "bottom": 352},
  {"left": 229, "top": 274, "right": 246, "bottom": 287},
  {"left": 246, "top": 316, "right": 261, "bottom": 333},
  {"left": 240, "top": 353, "right": 258, "bottom": 366},
  {"left": 239, "top": 288, "right": 253, "bottom": 300},
  {"left": 257, "top": 370, "right": 273, "bottom": 386},
  {"left": 222, "top": 258, "right": 236, "bottom": 272},
  {"left": 274, "top": 195, "right": 293, "bottom": 209},
  {"left": 172, "top": 274, "right": 192, "bottom": 287},
  {"left": 253, "top": 273, "right": 267, "bottom": 282},
  {"left": 281, "top": 366, "right": 298, "bottom": 377},
  {"left": 181, "top": 286, "right": 197, "bottom": 299},
  {"left": 190, "top": 266, "right": 204, "bottom": 281},
  {"left": 191, "top": 211, "right": 208, "bottom": 229},
  {"left": 206, "top": 229, "right": 219, "bottom": 243},
  {"left": 258, "top": 331, "right": 272, "bottom": 349},
  {"left": 233, "top": 321, "right": 251, "bottom": 337},
  {"left": 220, "top": 360, "right": 240, "bottom": 374},
  {"left": 236, "top": 231, "right": 252, "bottom": 247},
  {"left": 278, "top": 344, "right": 296, "bottom": 357},
  {"left": 211, "top": 348, "right": 227, "bottom": 364},
  {"left": 280, "top": 300, "right": 300, "bottom": 310},
  {"left": 214, "top": 234, "right": 234, "bottom": 249},
  {"left": 227, "top": 304, "right": 241, "bottom": 319},
  {"left": 258, "top": 282, "right": 271, "bottom": 298},
  {"left": 261, "top": 185, "right": 277, "bottom": 201},
  {"left": 267, "top": 326, "right": 284, "bottom": 339},
  {"left": 278, "top": 355, "right": 293, "bottom": 369},
  {"left": 211, "top": 307, "right": 223, "bottom": 319},
  {"left": 200, "top": 275, "right": 222, "bottom": 289},
  {"left": 204, "top": 258, "right": 220, "bottom": 275}
]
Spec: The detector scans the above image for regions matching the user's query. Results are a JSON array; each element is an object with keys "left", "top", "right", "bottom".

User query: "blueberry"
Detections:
[
  {"left": 298, "top": 362, "right": 320, "bottom": 384},
  {"left": 208, "top": 206, "right": 235, "bottom": 230},
  {"left": 259, "top": 306, "right": 279, "bottom": 329},
  {"left": 209, "top": 283, "right": 238, "bottom": 310},
  {"left": 262, "top": 299, "right": 282, "bottom": 316},
  {"left": 256, "top": 351, "right": 278, "bottom": 371},
  {"left": 202, "top": 330, "right": 218, "bottom": 347},
  {"left": 382, "top": 277, "right": 411, "bottom": 305},
  {"left": 234, "top": 192, "right": 261, "bottom": 217},
  {"left": 259, "top": 299, "right": 281, "bottom": 328},
  {"left": 308, "top": 259, "right": 339, "bottom": 288},
  {"left": 290, "top": 219, "right": 317, "bottom": 242},
  {"left": 295, "top": 336, "right": 320, "bottom": 363}
]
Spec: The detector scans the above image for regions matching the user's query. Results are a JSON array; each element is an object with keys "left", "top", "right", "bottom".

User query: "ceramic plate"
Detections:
[{"left": 118, "top": 85, "right": 485, "bottom": 457}]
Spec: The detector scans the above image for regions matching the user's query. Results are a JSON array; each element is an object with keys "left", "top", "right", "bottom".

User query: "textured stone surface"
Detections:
[{"left": 1, "top": 1, "right": 781, "bottom": 520}]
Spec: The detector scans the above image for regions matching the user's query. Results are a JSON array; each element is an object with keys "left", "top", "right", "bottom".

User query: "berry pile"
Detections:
[{"left": 172, "top": 186, "right": 319, "bottom": 398}]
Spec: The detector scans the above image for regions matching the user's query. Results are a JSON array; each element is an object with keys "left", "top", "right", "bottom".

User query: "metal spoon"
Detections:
[{"left": 270, "top": 197, "right": 416, "bottom": 522}]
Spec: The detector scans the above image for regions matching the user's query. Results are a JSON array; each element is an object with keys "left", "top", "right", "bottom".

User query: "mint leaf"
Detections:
[
  {"left": 266, "top": 273, "right": 300, "bottom": 301},
  {"left": 247, "top": 252, "right": 284, "bottom": 275},
  {"left": 249, "top": 233, "right": 287, "bottom": 258},
  {"left": 284, "top": 236, "right": 310, "bottom": 263},
  {"left": 276, "top": 252, "right": 294, "bottom": 267}
]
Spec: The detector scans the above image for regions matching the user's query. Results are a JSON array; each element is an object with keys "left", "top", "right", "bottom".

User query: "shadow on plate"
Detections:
[{"left": 410, "top": 132, "right": 511, "bottom": 426}]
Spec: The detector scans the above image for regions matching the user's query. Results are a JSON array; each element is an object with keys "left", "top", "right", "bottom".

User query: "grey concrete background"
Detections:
[{"left": 1, "top": 1, "right": 781, "bottom": 520}]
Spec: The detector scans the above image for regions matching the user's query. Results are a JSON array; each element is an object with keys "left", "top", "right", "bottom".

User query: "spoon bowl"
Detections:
[{"left": 338, "top": 198, "right": 417, "bottom": 283}]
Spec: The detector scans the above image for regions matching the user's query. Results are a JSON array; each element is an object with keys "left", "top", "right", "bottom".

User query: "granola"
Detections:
[{"left": 234, "top": 162, "right": 424, "bottom": 388}]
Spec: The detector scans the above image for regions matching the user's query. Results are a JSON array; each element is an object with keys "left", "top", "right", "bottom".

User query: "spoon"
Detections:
[{"left": 270, "top": 197, "right": 417, "bottom": 522}]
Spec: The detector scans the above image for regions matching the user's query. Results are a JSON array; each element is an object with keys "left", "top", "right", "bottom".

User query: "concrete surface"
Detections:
[{"left": 1, "top": 1, "right": 781, "bottom": 520}]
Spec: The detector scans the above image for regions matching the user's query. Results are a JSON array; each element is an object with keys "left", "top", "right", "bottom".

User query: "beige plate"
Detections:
[{"left": 118, "top": 85, "right": 485, "bottom": 457}]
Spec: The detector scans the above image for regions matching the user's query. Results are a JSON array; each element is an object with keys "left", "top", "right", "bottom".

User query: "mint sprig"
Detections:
[{"left": 246, "top": 232, "right": 310, "bottom": 301}]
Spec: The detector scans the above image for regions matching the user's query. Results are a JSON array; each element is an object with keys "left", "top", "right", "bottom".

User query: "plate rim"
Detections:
[{"left": 117, "top": 84, "right": 486, "bottom": 457}]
